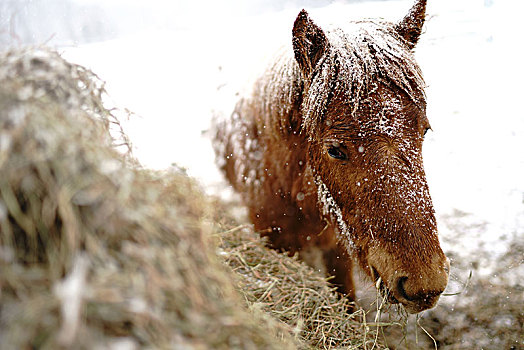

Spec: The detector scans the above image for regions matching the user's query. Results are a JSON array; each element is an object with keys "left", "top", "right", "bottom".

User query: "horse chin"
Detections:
[
  {"left": 405, "top": 297, "right": 441, "bottom": 314},
  {"left": 395, "top": 293, "right": 441, "bottom": 314}
]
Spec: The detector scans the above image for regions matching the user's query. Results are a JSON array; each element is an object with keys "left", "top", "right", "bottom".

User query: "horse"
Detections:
[{"left": 213, "top": 0, "right": 449, "bottom": 314}]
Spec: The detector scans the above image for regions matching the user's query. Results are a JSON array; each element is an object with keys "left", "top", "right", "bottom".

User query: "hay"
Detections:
[
  {"left": 212, "top": 202, "right": 388, "bottom": 350},
  {"left": 0, "top": 47, "right": 298, "bottom": 349}
]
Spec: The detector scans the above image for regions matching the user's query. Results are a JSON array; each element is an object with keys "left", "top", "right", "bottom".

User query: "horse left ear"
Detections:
[
  {"left": 395, "top": 0, "right": 427, "bottom": 49},
  {"left": 292, "top": 9, "right": 329, "bottom": 79}
]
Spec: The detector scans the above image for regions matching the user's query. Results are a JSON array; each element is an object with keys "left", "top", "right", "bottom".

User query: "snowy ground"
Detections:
[{"left": 63, "top": 0, "right": 523, "bottom": 345}]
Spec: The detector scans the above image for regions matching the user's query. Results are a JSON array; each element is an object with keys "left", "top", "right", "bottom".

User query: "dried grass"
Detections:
[
  {"left": 212, "top": 204, "right": 389, "bottom": 350},
  {"left": 0, "top": 47, "right": 297, "bottom": 349}
]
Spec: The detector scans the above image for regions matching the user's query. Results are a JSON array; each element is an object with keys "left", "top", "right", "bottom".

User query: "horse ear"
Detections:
[
  {"left": 292, "top": 10, "right": 329, "bottom": 78},
  {"left": 395, "top": 0, "right": 427, "bottom": 49}
]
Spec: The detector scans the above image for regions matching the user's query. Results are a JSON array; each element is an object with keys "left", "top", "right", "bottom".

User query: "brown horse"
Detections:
[{"left": 213, "top": 0, "right": 449, "bottom": 314}]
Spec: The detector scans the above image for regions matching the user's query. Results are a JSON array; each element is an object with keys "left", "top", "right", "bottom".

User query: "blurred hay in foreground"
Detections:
[
  {"left": 0, "top": 47, "right": 296, "bottom": 349},
  {"left": 0, "top": 47, "right": 386, "bottom": 349}
]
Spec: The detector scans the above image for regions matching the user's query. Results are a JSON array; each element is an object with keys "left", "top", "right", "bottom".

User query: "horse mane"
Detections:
[
  {"left": 301, "top": 20, "right": 427, "bottom": 137},
  {"left": 250, "top": 19, "right": 426, "bottom": 140}
]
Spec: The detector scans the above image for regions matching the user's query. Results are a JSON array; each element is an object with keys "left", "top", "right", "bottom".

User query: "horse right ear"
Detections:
[
  {"left": 292, "top": 10, "right": 329, "bottom": 79},
  {"left": 395, "top": 0, "right": 427, "bottom": 49}
]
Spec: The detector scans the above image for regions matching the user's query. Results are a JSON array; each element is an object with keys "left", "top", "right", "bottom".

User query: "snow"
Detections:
[
  {"left": 61, "top": 0, "right": 523, "bottom": 278},
  {"left": 315, "top": 174, "right": 354, "bottom": 251},
  {"left": 53, "top": 254, "right": 90, "bottom": 346}
]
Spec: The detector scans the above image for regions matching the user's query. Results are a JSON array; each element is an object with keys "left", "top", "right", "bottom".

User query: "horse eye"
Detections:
[{"left": 327, "top": 146, "right": 347, "bottom": 160}]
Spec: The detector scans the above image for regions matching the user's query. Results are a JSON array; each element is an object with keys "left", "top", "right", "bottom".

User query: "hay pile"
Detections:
[
  {"left": 0, "top": 47, "right": 297, "bottom": 349},
  {"left": 0, "top": 47, "right": 386, "bottom": 349},
  {"left": 215, "top": 221, "right": 387, "bottom": 349}
]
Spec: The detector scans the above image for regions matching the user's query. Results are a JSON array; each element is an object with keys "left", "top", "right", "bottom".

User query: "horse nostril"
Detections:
[{"left": 397, "top": 276, "right": 415, "bottom": 302}]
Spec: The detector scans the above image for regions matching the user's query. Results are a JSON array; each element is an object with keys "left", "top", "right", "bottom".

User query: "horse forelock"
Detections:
[{"left": 301, "top": 20, "right": 426, "bottom": 139}]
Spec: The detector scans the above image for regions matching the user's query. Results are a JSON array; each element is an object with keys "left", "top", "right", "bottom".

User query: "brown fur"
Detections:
[{"left": 213, "top": 0, "right": 448, "bottom": 314}]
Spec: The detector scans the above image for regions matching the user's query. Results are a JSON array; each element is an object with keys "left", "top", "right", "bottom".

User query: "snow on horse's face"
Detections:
[{"left": 295, "top": 1, "right": 448, "bottom": 313}]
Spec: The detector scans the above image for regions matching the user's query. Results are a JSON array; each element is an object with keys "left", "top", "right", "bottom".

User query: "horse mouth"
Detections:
[{"left": 371, "top": 267, "right": 399, "bottom": 305}]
